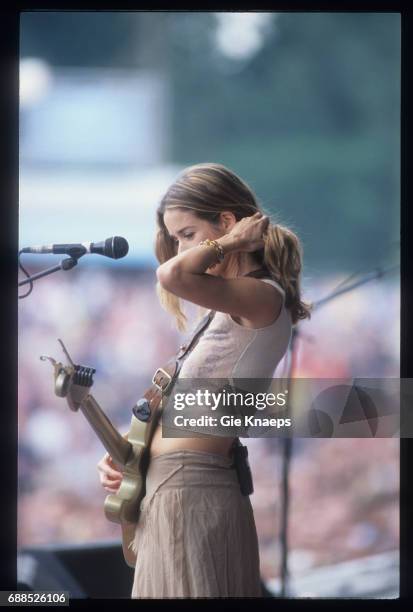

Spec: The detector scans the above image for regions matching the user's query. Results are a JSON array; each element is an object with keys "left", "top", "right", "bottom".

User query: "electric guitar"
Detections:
[
  {"left": 40, "top": 339, "right": 172, "bottom": 526},
  {"left": 39, "top": 308, "right": 225, "bottom": 566}
]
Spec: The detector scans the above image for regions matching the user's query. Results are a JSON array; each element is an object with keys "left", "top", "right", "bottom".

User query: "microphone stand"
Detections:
[
  {"left": 278, "top": 263, "right": 399, "bottom": 597},
  {"left": 18, "top": 246, "right": 88, "bottom": 298},
  {"left": 18, "top": 255, "right": 81, "bottom": 287}
]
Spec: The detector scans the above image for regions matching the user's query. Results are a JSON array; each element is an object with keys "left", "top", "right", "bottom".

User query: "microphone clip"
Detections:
[{"left": 64, "top": 245, "right": 88, "bottom": 259}]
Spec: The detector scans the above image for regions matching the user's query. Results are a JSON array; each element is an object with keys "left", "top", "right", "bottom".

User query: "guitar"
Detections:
[
  {"left": 40, "top": 311, "right": 216, "bottom": 566},
  {"left": 40, "top": 339, "right": 168, "bottom": 526}
]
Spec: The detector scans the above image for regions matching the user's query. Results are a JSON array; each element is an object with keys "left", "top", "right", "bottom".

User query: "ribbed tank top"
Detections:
[{"left": 178, "top": 272, "right": 292, "bottom": 382}]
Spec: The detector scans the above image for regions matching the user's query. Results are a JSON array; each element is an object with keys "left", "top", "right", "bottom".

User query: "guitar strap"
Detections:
[{"left": 128, "top": 308, "right": 216, "bottom": 458}]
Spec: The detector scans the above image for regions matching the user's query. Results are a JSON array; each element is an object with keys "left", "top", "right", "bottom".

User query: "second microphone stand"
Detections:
[{"left": 278, "top": 263, "right": 399, "bottom": 597}]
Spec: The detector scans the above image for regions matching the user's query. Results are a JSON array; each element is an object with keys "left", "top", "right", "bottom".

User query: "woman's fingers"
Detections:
[
  {"left": 103, "top": 483, "right": 121, "bottom": 493},
  {"left": 253, "top": 211, "right": 268, "bottom": 223},
  {"left": 96, "top": 453, "right": 124, "bottom": 493},
  {"left": 105, "top": 453, "right": 118, "bottom": 466},
  {"left": 102, "top": 474, "right": 122, "bottom": 486},
  {"left": 100, "top": 471, "right": 122, "bottom": 491},
  {"left": 252, "top": 213, "right": 269, "bottom": 236},
  {"left": 97, "top": 454, "right": 123, "bottom": 479},
  {"left": 103, "top": 470, "right": 123, "bottom": 482},
  {"left": 102, "top": 476, "right": 121, "bottom": 486},
  {"left": 97, "top": 461, "right": 122, "bottom": 479}
]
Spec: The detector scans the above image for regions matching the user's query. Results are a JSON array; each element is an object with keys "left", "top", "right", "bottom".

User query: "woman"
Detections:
[{"left": 97, "top": 163, "right": 312, "bottom": 598}]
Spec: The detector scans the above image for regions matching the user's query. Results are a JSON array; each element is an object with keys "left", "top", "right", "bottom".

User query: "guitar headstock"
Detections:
[{"left": 40, "top": 339, "right": 96, "bottom": 411}]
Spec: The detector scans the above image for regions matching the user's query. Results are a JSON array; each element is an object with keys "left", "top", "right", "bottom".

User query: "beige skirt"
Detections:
[{"left": 130, "top": 449, "right": 262, "bottom": 598}]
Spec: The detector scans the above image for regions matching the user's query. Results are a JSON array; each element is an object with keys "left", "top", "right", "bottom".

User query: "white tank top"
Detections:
[{"left": 178, "top": 278, "right": 292, "bottom": 381}]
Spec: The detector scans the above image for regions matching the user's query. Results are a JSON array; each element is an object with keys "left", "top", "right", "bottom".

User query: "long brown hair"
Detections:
[{"left": 155, "top": 162, "right": 313, "bottom": 331}]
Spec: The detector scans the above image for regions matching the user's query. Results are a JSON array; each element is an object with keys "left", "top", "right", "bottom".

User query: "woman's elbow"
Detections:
[{"left": 156, "top": 263, "right": 182, "bottom": 291}]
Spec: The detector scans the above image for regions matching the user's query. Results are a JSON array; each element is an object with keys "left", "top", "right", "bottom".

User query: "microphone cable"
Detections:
[{"left": 18, "top": 249, "right": 33, "bottom": 299}]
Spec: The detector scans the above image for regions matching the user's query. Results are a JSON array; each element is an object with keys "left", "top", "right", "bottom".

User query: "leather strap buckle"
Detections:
[{"left": 152, "top": 367, "right": 173, "bottom": 393}]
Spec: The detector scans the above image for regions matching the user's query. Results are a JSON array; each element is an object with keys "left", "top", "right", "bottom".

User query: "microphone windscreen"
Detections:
[{"left": 105, "top": 237, "right": 129, "bottom": 259}]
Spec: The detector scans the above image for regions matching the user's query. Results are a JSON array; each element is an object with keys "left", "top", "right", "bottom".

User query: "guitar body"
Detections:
[
  {"left": 103, "top": 446, "right": 145, "bottom": 524},
  {"left": 103, "top": 415, "right": 153, "bottom": 525}
]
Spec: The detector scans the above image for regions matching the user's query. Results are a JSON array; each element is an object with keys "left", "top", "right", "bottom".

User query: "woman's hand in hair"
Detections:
[{"left": 226, "top": 212, "right": 270, "bottom": 253}]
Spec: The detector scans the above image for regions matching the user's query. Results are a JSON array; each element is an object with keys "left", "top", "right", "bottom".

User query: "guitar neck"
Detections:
[{"left": 80, "top": 394, "right": 133, "bottom": 466}]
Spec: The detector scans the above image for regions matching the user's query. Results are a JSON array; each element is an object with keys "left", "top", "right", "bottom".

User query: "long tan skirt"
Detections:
[{"left": 130, "top": 449, "right": 262, "bottom": 598}]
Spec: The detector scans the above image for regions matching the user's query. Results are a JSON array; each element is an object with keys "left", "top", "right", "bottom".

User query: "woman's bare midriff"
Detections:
[{"left": 150, "top": 420, "right": 236, "bottom": 459}]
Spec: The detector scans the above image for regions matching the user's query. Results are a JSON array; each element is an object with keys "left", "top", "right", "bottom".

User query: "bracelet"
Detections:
[{"left": 198, "top": 239, "right": 225, "bottom": 269}]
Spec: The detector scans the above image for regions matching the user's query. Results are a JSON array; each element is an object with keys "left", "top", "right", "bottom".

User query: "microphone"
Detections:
[{"left": 21, "top": 236, "right": 129, "bottom": 260}]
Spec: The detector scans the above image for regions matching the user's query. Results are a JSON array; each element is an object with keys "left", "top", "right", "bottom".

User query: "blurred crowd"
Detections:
[{"left": 18, "top": 265, "right": 399, "bottom": 583}]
